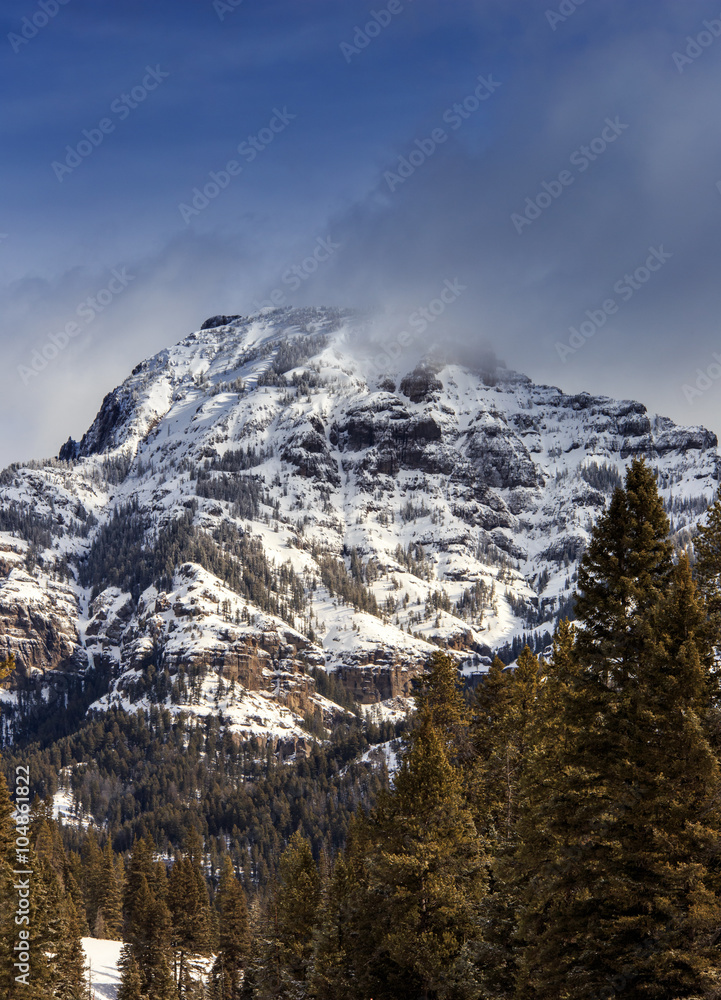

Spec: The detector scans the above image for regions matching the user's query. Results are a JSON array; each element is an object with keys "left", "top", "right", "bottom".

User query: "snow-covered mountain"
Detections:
[{"left": 0, "top": 306, "right": 717, "bottom": 743}]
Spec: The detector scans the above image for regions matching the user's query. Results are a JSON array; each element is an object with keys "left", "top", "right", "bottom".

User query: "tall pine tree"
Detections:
[
  {"left": 516, "top": 462, "right": 721, "bottom": 999},
  {"left": 343, "top": 718, "right": 487, "bottom": 1000},
  {"left": 413, "top": 649, "right": 471, "bottom": 767},
  {"left": 694, "top": 488, "right": 721, "bottom": 629},
  {"left": 117, "top": 945, "right": 148, "bottom": 1000},
  {"left": 469, "top": 646, "right": 539, "bottom": 996},
  {"left": 309, "top": 850, "right": 359, "bottom": 1000},
  {"left": 168, "top": 850, "right": 212, "bottom": 991},
  {"left": 210, "top": 856, "right": 251, "bottom": 1000},
  {"left": 255, "top": 831, "right": 321, "bottom": 999}
]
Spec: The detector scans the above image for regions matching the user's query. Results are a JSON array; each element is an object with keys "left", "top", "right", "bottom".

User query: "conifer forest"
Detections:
[{"left": 3, "top": 459, "right": 721, "bottom": 998}]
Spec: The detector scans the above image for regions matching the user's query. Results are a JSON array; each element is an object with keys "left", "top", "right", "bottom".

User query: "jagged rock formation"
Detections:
[{"left": 0, "top": 538, "right": 85, "bottom": 674}]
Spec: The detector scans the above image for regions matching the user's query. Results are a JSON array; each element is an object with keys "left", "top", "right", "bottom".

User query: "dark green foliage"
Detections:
[
  {"left": 3, "top": 656, "right": 112, "bottom": 748},
  {"left": 314, "top": 549, "right": 380, "bottom": 616},
  {"left": 196, "top": 471, "right": 268, "bottom": 520},
  {"left": 515, "top": 462, "right": 721, "bottom": 1000},
  {"left": 126, "top": 870, "right": 173, "bottom": 994},
  {"left": 0, "top": 783, "right": 95, "bottom": 998},
  {"left": 574, "top": 457, "right": 673, "bottom": 678},
  {"left": 306, "top": 667, "right": 359, "bottom": 714},
  {"left": 99, "top": 838, "right": 125, "bottom": 938},
  {"left": 466, "top": 648, "right": 541, "bottom": 996},
  {"left": 256, "top": 832, "right": 321, "bottom": 998},
  {"left": 0, "top": 708, "right": 388, "bottom": 894},
  {"left": 0, "top": 500, "right": 57, "bottom": 548},
  {"left": 495, "top": 629, "right": 551, "bottom": 664},
  {"left": 54, "top": 895, "right": 91, "bottom": 1000},
  {"left": 471, "top": 647, "right": 538, "bottom": 843},
  {"left": 413, "top": 649, "right": 471, "bottom": 768},
  {"left": 340, "top": 720, "right": 486, "bottom": 1000},
  {"left": 579, "top": 460, "right": 622, "bottom": 493},
  {"left": 168, "top": 838, "right": 212, "bottom": 989},
  {"left": 309, "top": 852, "right": 358, "bottom": 1000},
  {"left": 211, "top": 856, "right": 251, "bottom": 999},
  {"left": 204, "top": 446, "right": 272, "bottom": 472},
  {"left": 117, "top": 945, "right": 148, "bottom": 1000},
  {"left": 78, "top": 498, "right": 150, "bottom": 599},
  {"left": 80, "top": 831, "right": 105, "bottom": 932}
]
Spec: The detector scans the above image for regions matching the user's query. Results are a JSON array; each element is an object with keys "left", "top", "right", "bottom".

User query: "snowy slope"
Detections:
[{"left": 0, "top": 306, "right": 717, "bottom": 741}]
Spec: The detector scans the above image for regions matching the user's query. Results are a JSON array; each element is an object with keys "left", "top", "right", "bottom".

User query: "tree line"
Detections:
[{"left": 2, "top": 458, "right": 721, "bottom": 997}]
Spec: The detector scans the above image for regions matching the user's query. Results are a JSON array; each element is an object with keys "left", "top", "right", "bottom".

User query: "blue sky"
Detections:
[{"left": 2, "top": 0, "right": 721, "bottom": 465}]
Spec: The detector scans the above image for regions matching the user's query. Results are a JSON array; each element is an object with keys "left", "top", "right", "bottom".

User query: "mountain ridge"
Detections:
[{"left": 0, "top": 306, "right": 718, "bottom": 745}]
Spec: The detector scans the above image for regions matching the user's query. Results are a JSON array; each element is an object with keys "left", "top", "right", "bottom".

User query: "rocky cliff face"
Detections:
[
  {"left": 1, "top": 306, "right": 718, "bottom": 741},
  {"left": 0, "top": 538, "right": 85, "bottom": 675}
]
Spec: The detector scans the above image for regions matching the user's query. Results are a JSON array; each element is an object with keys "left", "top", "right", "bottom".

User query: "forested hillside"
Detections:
[{"left": 1, "top": 458, "right": 721, "bottom": 998}]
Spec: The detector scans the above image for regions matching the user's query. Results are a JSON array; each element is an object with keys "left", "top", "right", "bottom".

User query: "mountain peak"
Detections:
[{"left": 3, "top": 306, "right": 719, "bottom": 742}]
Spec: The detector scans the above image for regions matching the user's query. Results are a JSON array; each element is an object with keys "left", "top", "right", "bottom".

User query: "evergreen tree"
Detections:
[
  {"left": 148, "top": 952, "right": 177, "bottom": 1000},
  {"left": 1, "top": 835, "right": 49, "bottom": 999},
  {"left": 469, "top": 647, "right": 539, "bottom": 843},
  {"left": 574, "top": 457, "right": 672, "bottom": 682},
  {"left": 471, "top": 656, "right": 510, "bottom": 759},
  {"left": 35, "top": 818, "right": 65, "bottom": 878},
  {"left": 345, "top": 719, "right": 486, "bottom": 1000},
  {"left": 63, "top": 854, "right": 90, "bottom": 937},
  {"left": 29, "top": 818, "right": 90, "bottom": 998},
  {"left": 513, "top": 619, "right": 589, "bottom": 995},
  {"left": 127, "top": 873, "right": 173, "bottom": 995},
  {"left": 54, "top": 895, "right": 91, "bottom": 1000},
  {"left": 413, "top": 649, "right": 471, "bottom": 766},
  {"left": 515, "top": 465, "right": 721, "bottom": 1000},
  {"left": 694, "top": 488, "right": 721, "bottom": 623},
  {"left": 468, "top": 646, "right": 539, "bottom": 997},
  {"left": 211, "top": 856, "right": 251, "bottom": 1000},
  {"left": 123, "top": 836, "right": 155, "bottom": 940},
  {"left": 96, "top": 838, "right": 124, "bottom": 939},
  {"left": 277, "top": 831, "right": 321, "bottom": 997},
  {"left": 309, "top": 851, "right": 359, "bottom": 1000},
  {"left": 117, "top": 945, "right": 148, "bottom": 1000},
  {"left": 168, "top": 852, "right": 212, "bottom": 991},
  {"left": 81, "top": 831, "right": 105, "bottom": 933}
]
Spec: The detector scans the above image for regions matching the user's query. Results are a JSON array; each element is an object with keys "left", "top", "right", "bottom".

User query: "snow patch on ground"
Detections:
[
  {"left": 363, "top": 697, "right": 412, "bottom": 724},
  {"left": 83, "top": 937, "right": 123, "bottom": 1000},
  {"left": 360, "top": 739, "right": 403, "bottom": 775}
]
